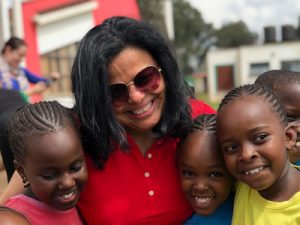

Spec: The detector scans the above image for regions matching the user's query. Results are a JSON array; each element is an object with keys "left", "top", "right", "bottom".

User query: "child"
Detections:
[
  {"left": 177, "top": 114, "right": 234, "bottom": 225},
  {"left": 255, "top": 70, "right": 300, "bottom": 165},
  {"left": 216, "top": 84, "right": 300, "bottom": 225},
  {"left": 4, "top": 101, "right": 88, "bottom": 225},
  {"left": 0, "top": 206, "right": 31, "bottom": 225}
]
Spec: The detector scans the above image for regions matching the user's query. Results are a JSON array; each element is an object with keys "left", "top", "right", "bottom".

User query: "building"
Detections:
[{"left": 206, "top": 35, "right": 300, "bottom": 102}]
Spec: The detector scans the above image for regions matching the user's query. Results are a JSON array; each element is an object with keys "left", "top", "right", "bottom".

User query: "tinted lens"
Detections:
[
  {"left": 134, "top": 66, "right": 161, "bottom": 91},
  {"left": 110, "top": 84, "right": 128, "bottom": 105},
  {"left": 110, "top": 65, "right": 161, "bottom": 106}
]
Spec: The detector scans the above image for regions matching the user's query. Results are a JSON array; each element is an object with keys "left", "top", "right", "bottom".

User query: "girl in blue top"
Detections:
[{"left": 177, "top": 114, "right": 234, "bottom": 225}]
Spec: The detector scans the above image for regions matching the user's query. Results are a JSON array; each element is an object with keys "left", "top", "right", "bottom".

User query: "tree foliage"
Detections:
[
  {"left": 137, "top": 0, "right": 258, "bottom": 75},
  {"left": 173, "top": 0, "right": 215, "bottom": 75},
  {"left": 214, "top": 21, "right": 257, "bottom": 47}
]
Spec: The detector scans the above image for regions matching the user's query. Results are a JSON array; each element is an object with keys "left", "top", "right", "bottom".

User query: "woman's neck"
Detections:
[
  {"left": 127, "top": 129, "right": 155, "bottom": 155},
  {"left": 259, "top": 162, "right": 300, "bottom": 201}
]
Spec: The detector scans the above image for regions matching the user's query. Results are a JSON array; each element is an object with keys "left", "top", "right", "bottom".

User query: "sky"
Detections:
[{"left": 187, "top": 0, "right": 300, "bottom": 41}]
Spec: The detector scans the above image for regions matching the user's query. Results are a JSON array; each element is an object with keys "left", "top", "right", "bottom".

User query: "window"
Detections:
[
  {"left": 249, "top": 63, "right": 269, "bottom": 77},
  {"left": 41, "top": 43, "right": 79, "bottom": 95},
  {"left": 281, "top": 60, "right": 300, "bottom": 72}
]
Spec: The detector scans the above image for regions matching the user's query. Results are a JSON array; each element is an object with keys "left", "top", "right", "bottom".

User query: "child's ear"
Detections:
[{"left": 285, "top": 123, "right": 297, "bottom": 151}]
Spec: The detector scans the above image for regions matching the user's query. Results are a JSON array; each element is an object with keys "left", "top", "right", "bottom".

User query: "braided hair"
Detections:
[
  {"left": 218, "top": 84, "right": 287, "bottom": 125},
  {"left": 177, "top": 114, "right": 217, "bottom": 150},
  {"left": 7, "top": 101, "right": 78, "bottom": 164},
  {"left": 192, "top": 114, "right": 217, "bottom": 133}
]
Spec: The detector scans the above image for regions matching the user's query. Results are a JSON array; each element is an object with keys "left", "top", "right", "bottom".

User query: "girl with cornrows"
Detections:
[
  {"left": 4, "top": 101, "right": 88, "bottom": 225},
  {"left": 216, "top": 84, "right": 300, "bottom": 225},
  {"left": 177, "top": 114, "right": 234, "bottom": 225}
]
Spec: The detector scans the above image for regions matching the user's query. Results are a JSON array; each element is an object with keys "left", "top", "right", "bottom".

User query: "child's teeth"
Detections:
[{"left": 245, "top": 166, "right": 263, "bottom": 175}]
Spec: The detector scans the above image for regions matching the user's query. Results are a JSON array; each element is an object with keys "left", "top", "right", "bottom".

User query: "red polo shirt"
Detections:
[{"left": 77, "top": 99, "right": 215, "bottom": 225}]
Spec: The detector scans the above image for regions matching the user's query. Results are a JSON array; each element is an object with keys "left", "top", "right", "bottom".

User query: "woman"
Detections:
[
  {"left": 0, "top": 37, "right": 59, "bottom": 97},
  {"left": 72, "top": 16, "right": 215, "bottom": 224}
]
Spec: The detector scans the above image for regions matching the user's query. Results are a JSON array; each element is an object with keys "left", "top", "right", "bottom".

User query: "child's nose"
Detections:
[
  {"left": 59, "top": 173, "right": 75, "bottom": 189},
  {"left": 239, "top": 144, "right": 257, "bottom": 161},
  {"left": 193, "top": 180, "right": 209, "bottom": 191}
]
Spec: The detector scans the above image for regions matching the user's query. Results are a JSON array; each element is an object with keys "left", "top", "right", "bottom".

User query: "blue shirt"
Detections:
[{"left": 183, "top": 192, "right": 234, "bottom": 225}]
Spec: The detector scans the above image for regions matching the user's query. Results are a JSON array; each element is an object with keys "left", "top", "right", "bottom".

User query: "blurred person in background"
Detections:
[
  {"left": 0, "top": 37, "right": 60, "bottom": 100},
  {"left": 0, "top": 37, "right": 60, "bottom": 182}
]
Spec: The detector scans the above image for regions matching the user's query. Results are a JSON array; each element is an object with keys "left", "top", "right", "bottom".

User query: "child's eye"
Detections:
[
  {"left": 210, "top": 171, "right": 224, "bottom": 178},
  {"left": 222, "top": 144, "right": 238, "bottom": 154},
  {"left": 181, "top": 169, "right": 194, "bottom": 177},
  {"left": 254, "top": 133, "right": 268, "bottom": 144},
  {"left": 287, "top": 113, "right": 296, "bottom": 123},
  {"left": 70, "top": 162, "right": 83, "bottom": 173},
  {"left": 41, "top": 173, "right": 57, "bottom": 180}
]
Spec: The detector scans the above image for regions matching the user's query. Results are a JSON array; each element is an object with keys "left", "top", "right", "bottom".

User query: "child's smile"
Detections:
[
  {"left": 217, "top": 95, "right": 294, "bottom": 196},
  {"left": 178, "top": 130, "right": 233, "bottom": 215}
]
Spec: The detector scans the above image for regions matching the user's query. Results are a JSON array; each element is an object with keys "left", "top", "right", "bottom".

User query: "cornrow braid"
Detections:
[
  {"left": 193, "top": 114, "right": 217, "bottom": 133},
  {"left": 218, "top": 84, "right": 287, "bottom": 125},
  {"left": 7, "top": 101, "right": 77, "bottom": 164}
]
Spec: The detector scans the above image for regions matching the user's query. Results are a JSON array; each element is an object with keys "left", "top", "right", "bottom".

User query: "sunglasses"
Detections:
[{"left": 109, "top": 65, "right": 161, "bottom": 106}]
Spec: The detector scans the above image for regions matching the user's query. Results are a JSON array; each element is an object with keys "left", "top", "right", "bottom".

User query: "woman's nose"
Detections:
[{"left": 127, "top": 85, "right": 145, "bottom": 104}]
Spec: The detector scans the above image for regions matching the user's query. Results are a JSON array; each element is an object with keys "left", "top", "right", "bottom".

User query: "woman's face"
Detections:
[
  {"left": 5, "top": 45, "right": 27, "bottom": 68},
  {"left": 108, "top": 47, "right": 166, "bottom": 134}
]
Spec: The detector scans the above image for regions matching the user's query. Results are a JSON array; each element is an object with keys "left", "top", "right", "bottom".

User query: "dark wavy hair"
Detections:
[
  {"left": 71, "top": 16, "right": 191, "bottom": 168},
  {"left": 1, "top": 37, "right": 26, "bottom": 54}
]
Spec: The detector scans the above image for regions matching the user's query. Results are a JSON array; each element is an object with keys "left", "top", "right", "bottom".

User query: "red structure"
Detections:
[{"left": 21, "top": 0, "right": 140, "bottom": 75}]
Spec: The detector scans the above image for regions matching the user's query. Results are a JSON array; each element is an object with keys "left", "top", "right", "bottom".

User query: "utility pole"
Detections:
[
  {"left": 0, "top": 0, "right": 11, "bottom": 45},
  {"left": 164, "top": 0, "right": 174, "bottom": 41}
]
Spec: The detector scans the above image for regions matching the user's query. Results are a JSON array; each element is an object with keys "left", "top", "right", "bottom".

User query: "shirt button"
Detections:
[
  {"left": 148, "top": 190, "right": 154, "bottom": 196},
  {"left": 144, "top": 172, "right": 150, "bottom": 177},
  {"left": 147, "top": 153, "right": 152, "bottom": 159}
]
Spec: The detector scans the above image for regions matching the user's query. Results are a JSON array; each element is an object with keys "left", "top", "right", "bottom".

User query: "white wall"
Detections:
[
  {"left": 206, "top": 41, "right": 300, "bottom": 101},
  {"left": 37, "top": 13, "right": 94, "bottom": 54}
]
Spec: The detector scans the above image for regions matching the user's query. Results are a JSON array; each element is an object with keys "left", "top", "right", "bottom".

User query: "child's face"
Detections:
[
  {"left": 217, "top": 95, "right": 295, "bottom": 194},
  {"left": 277, "top": 84, "right": 300, "bottom": 163},
  {"left": 17, "top": 125, "right": 88, "bottom": 211},
  {"left": 178, "top": 130, "right": 233, "bottom": 216}
]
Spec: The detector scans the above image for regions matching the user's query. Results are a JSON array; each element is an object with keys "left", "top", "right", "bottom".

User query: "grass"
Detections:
[{"left": 196, "top": 93, "right": 220, "bottom": 110}]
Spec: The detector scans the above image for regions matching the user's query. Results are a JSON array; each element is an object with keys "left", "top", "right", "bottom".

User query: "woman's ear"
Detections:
[{"left": 285, "top": 123, "right": 297, "bottom": 151}]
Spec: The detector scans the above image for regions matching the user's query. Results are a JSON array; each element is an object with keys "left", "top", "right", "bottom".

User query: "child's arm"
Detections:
[{"left": 0, "top": 171, "right": 24, "bottom": 204}]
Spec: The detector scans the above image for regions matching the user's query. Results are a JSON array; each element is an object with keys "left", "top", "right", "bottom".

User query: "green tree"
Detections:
[
  {"left": 214, "top": 21, "right": 257, "bottom": 47},
  {"left": 137, "top": 0, "right": 168, "bottom": 40},
  {"left": 173, "top": 0, "right": 215, "bottom": 75},
  {"left": 137, "top": 1, "right": 258, "bottom": 75}
]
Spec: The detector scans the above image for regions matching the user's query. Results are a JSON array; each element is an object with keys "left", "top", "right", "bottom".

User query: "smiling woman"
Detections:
[
  {"left": 0, "top": 16, "right": 215, "bottom": 225},
  {"left": 70, "top": 16, "right": 215, "bottom": 225}
]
